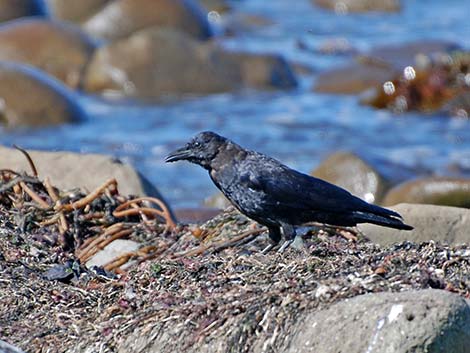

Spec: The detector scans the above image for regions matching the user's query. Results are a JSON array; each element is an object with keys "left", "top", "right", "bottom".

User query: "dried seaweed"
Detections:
[{"left": 1, "top": 150, "right": 469, "bottom": 353}]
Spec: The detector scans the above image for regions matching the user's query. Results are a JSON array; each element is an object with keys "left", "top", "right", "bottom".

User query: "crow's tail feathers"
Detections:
[{"left": 353, "top": 210, "right": 413, "bottom": 230}]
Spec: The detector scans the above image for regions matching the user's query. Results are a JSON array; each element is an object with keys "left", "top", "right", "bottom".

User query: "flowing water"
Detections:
[{"left": 1, "top": 0, "right": 470, "bottom": 207}]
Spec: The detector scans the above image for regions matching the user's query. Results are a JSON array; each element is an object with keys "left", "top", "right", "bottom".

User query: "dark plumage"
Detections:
[{"left": 166, "top": 131, "right": 412, "bottom": 251}]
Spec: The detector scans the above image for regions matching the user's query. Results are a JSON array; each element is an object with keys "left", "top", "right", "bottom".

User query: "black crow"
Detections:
[{"left": 165, "top": 131, "right": 412, "bottom": 251}]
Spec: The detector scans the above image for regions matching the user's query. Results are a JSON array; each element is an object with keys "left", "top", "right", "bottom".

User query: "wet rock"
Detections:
[
  {"left": 0, "top": 19, "right": 95, "bottom": 88},
  {"left": 0, "top": 340, "right": 26, "bottom": 353},
  {"left": 199, "top": 0, "right": 231, "bottom": 13},
  {"left": 224, "top": 12, "right": 274, "bottom": 36},
  {"left": 313, "top": 0, "right": 401, "bottom": 13},
  {"left": 358, "top": 203, "right": 470, "bottom": 246},
  {"left": 83, "top": 0, "right": 212, "bottom": 41},
  {"left": 0, "top": 146, "right": 169, "bottom": 202},
  {"left": 86, "top": 239, "right": 140, "bottom": 269},
  {"left": 367, "top": 40, "right": 459, "bottom": 71},
  {"left": 83, "top": 28, "right": 297, "bottom": 99},
  {"left": 311, "top": 151, "right": 389, "bottom": 204},
  {"left": 382, "top": 177, "right": 470, "bottom": 208},
  {"left": 43, "top": 0, "right": 112, "bottom": 23},
  {"left": 313, "top": 62, "right": 395, "bottom": 94},
  {"left": 287, "top": 289, "right": 470, "bottom": 353},
  {"left": 0, "top": 62, "right": 82, "bottom": 127},
  {"left": 0, "top": 0, "right": 38, "bottom": 23},
  {"left": 174, "top": 207, "right": 221, "bottom": 223},
  {"left": 314, "top": 40, "right": 460, "bottom": 95}
]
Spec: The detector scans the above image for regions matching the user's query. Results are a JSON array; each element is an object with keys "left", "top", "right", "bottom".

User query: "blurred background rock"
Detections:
[{"left": 0, "top": 0, "right": 468, "bottom": 219}]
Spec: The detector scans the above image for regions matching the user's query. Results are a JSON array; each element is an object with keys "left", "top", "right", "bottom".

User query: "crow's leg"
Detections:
[
  {"left": 278, "top": 223, "right": 296, "bottom": 253},
  {"left": 261, "top": 226, "right": 281, "bottom": 254}
]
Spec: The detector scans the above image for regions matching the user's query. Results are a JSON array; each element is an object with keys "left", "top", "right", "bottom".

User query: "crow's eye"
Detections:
[{"left": 194, "top": 142, "right": 201, "bottom": 147}]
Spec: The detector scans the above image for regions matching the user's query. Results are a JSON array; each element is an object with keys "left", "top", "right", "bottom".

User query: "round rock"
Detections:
[
  {"left": 82, "top": 0, "right": 212, "bottom": 41},
  {"left": 287, "top": 289, "right": 470, "bottom": 353},
  {"left": 311, "top": 151, "right": 389, "bottom": 204},
  {"left": 43, "top": 0, "right": 112, "bottom": 23},
  {"left": 83, "top": 28, "right": 296, "bottom": 99},
  {"left": 383, "top": 177, "right": 470, "bottom": 208},
  {"left": 0, "top": 0, "right": 38, "bottom": 23},
  {"left": 0, "top": 62, "right": 82, "bottom": 127},
  {"left": 358, "top": 203, "right": 470, "bottom": 246},
  {"left": 0, "top": 18, "right": 95, "bottom": 88}
]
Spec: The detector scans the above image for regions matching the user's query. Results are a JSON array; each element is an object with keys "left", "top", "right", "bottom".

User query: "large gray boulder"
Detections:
[
  {"left": 358, "top": 203, "right": 470, "bottom": 246},
  {"left": 287, "top": 289, "right": 470, "bottom": 353},
  {"left": 0, "top": 146, "right": 166, "bottom": 200}
]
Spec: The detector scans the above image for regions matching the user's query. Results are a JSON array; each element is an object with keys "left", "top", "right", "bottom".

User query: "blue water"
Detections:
[{"left": 1, "top": 0, "right": 470, "bottom": 207}]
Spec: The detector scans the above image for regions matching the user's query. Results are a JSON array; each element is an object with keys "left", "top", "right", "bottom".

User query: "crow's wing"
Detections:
[{"left": 240, "top": 156, "right": 400, "bottom": 218}]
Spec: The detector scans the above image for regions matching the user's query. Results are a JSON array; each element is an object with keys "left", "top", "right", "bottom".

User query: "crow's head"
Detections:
[{"left": 165, "top": 131, "right": 226, "bottom": 169}]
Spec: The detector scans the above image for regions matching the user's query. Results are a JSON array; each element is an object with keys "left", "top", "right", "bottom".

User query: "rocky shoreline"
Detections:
[
  {"left": 0, "top": 159, "right": 470, "bottom": 352},
  {"left": 1, "top": 0, "right": 470, "bottom": 352}
]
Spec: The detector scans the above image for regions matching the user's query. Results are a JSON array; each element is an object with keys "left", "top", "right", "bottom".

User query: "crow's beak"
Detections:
[{"left": 165, "top": 147, "right": 192, "bottom": 163}]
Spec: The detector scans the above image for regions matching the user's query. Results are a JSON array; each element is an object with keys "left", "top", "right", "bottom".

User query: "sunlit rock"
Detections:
[
  {"left": 199, "top": 0, "right": 231, "bottom": 13},
  {"left": 313, "top": 40, "right": 459, "bottom": 95},
  {"left": 82, "top": 0, "right": 212, "bottom": 41},
  {"left": 313, "top": 63, "right": 395, "bottom": 94},
  {"left": 313, "top": 0, "right": 401, "bottom": 13},
  {"left": 0, "top": 0, "right": 38, "bottom": 23},
  {"left": 0, "top": 18, "right": 95, "bottom": 88},
  {"left": 359, "top": 203, "right": 470, "bottom": 246},
  {"left": 383, "top": 177, "right": 470, "bottom": 208},
  {"left": 43, "top": 0, "right": 112, "bottom": 23},
  {"left": 83, "top": 28, "right": 297, "bottom": 99},
  {"left": 311, "top": 151, "right": 390, "bottom": 204},
  {"left": 0, "top": 62, "right": 82, "bottom": 127},
  {"left": 0, "top": 145, "right": 169, "bottom": 202},
  {"left": 287, "top": 289, "right": 470, "bottom": 353}
]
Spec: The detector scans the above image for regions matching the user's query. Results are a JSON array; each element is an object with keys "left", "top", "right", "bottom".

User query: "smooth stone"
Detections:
[
  {"left": 311, "top": 151, "right": 389, "bottom": 204},
  {"left": 313, "top": 0, "right": 401, "bottom": 13},
  {"left": 0, "top": 0, "right": 38, "bottom": 23},
  {"left": 313, "top": 63, "right": 395, "bottom": 94},
  {"left": 0, "top": 62, "right": 82, "bottom": 127},
  {"left": 43, "top": 0, "right": 112, "bottom": 23},
  {"left": 358, "top": 203, "right": 470, "bottom": 246},
  {"left": 366, "top": 40, "right": 460, "bottom": 71},
  {"left": 383, "top": 177, "right": 470, "bottom": 208},
  {"left": 82, "top": 0, "right": 212, "bottom": 41},
  {"left": 86, "top": 239, "right": 140, "bottom": 269},
  {"left": 83, "top": 28, "right": 296, "bottom": 99},
  {"left": 199, "top": 0, "right": 231, "bottom": 13},
  {"left": 0, "top": 146, "right": 169, "bottom": 203},
  {"left": 0, "top": 18, "right": 95, "bottom": 88},
  {"left": 286, "top": 289, "right": 470, "bottom": 353},
  {"left": 313, "top": 40, "right": 459, "bottom": 95}
]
